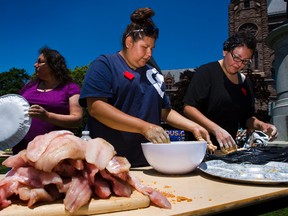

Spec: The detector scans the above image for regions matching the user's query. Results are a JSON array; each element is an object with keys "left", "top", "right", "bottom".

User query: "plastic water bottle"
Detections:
[{"left": 81, "top": 131, "right": 91, "bottom": 141}]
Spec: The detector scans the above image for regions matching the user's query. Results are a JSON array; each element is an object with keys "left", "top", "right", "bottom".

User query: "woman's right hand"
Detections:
[
  {"left": 142, "top": 124, "right": 170, "bottom": 144},
  {"left": 214, "top": 127, "right": 236, "bottom": 150}
]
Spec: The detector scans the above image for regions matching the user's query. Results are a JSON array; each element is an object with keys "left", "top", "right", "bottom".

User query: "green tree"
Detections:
[
  {"left": 0, "top": 68, "right": 30, "bottom": 96},
  {"left": 71, "top": 65, "right": 89, "bottom": 88},
  {"left": 70, "top": 65, "right": 90, "bottom": 136}
]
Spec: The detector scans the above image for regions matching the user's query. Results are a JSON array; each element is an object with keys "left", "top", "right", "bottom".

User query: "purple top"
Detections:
[{"left": 12, "top": 81, "right": 80, "bottom": 154}]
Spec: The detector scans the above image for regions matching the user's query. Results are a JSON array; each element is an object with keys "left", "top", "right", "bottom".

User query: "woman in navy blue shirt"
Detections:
[{"left": 79, "top": 8, "right": 211, "bottom": 167}]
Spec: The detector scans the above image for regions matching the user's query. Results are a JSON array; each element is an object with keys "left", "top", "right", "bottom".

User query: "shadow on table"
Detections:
[{"left": 130, "top": 167, "right": 199, "bottom": 178}]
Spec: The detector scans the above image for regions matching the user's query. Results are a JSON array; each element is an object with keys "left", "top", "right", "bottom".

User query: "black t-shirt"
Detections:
[{"left": 183, "top": 61, "right": 255, "bottom": 146}]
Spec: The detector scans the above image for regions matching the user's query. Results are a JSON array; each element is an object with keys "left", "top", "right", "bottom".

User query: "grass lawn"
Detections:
[{"left": 210, "top": 196, "right": 288, "bottom": 216}]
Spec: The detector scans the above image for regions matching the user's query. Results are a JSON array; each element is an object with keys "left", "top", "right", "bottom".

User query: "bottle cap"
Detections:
[{"left": 82, "top": 131, "right": 90, "bottom": 135}]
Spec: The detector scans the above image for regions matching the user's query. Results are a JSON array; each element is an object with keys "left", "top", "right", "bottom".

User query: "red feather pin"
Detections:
[
  {"left": 124, "top": 71, "right": 135, "bottom": 80},
  {"left": 241, "top": 87, "right": 247, "bottom": 96}
]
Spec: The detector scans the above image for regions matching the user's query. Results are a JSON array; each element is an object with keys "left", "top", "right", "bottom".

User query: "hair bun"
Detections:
[{"left": 130, "top": 7, "right": 154, "bottom": 25}]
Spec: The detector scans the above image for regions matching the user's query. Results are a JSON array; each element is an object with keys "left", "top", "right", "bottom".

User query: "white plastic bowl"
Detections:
[{"left": 141, "top": 141, "right": 207, "bottom": 174}]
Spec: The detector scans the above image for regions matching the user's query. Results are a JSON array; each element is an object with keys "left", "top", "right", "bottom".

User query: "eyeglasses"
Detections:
[
  {"left": 126, "top": 25, "right": 159, "bottom": 38},
  {"left": 230, "top": 52, "right": 252, "bottom": 65},
  {"left": 35, "top": 60, "right": 46, "bottom": 66}
]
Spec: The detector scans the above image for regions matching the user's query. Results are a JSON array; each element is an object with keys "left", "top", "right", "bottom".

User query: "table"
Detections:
[
  {"left": 104, "top": 166, "right": 288, "bottom": 216},
  {"left": 1, "top": 166, "right": 288, "bottom": 216}
]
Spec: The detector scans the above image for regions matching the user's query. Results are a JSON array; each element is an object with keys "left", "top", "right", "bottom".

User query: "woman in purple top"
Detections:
[{"left": 12, "top": 47, "right": 83, "bottom": 154}]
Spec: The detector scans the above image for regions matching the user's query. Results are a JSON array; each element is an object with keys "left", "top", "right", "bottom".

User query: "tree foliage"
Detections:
[
  {"left": 0, "top": 64, "right": 90, "bottom": 96},
  {"left": 0, "top": 68, "right": 30, "bottom": 96},
  {"left": 70, "top": 65, "right": 89, "bottom": 88},
  {"left": 70, "top": 65, "right": 90, "bottom": 136}
]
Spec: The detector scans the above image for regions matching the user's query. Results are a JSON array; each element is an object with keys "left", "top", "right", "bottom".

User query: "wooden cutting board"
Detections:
[{"left": 0, "top": 190, "right": 150, "bottom": 216}]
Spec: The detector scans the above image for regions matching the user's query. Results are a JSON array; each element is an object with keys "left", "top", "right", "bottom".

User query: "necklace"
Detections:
[
  {"left": 37, "top": 82, "right": 46, "bottom": 92},
  {"left": 38, "top": 81, "right": 59, "bottom": 92},
  {"left": 42, "top": 82, "right": 47, "bottom": 92}
]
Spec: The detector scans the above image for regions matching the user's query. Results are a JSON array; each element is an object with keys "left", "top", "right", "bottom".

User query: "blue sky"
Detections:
[{"left": 0, "top": 0, "right": 230, "bottom": 75}]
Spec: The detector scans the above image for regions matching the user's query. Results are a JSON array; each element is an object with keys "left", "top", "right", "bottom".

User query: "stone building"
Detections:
[
  {"left": 162, "top": 0, "right": 287, "bottom": 120},
  {"left": 228, "top": 0, "right": 286, "bottom": 76},
  {"left": 162, "top": 68, "right": 195, "bottom": 106},
  {"left": 228, "top": 0, "right": 287, "bottom": 118}
]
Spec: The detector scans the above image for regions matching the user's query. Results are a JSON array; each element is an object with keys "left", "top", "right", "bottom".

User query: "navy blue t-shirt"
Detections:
[{"left": 80, "top": 53, "right": 171, "bottom": 167}]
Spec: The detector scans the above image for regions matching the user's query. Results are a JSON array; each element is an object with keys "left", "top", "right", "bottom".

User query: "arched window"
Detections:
[
  {"left": 239, "top": 23, "right": 258, "bottom": 36},
  {"left": 239, "top": 23, "right": 258, "bottom": 69}
]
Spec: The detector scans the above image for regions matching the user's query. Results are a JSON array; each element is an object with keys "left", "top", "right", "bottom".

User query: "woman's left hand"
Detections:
[
  {"left": 28, "top": 104, "right": 49, "bottom": 120},
  {"left": 143, "top": 124, "right": 170, "bottom": 144}
]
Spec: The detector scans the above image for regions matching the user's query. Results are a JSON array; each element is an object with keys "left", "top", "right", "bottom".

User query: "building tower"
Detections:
[
  {"left": 228, "top": 0, "right": 286, "bottom": 119},
  {"left": 229, "top": 0, "right": 272, "bottom": 78}
]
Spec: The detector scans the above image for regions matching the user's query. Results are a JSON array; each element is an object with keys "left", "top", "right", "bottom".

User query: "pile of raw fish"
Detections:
[{"left": 0, "top": 130, "right": 171, "bottom": 213}]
